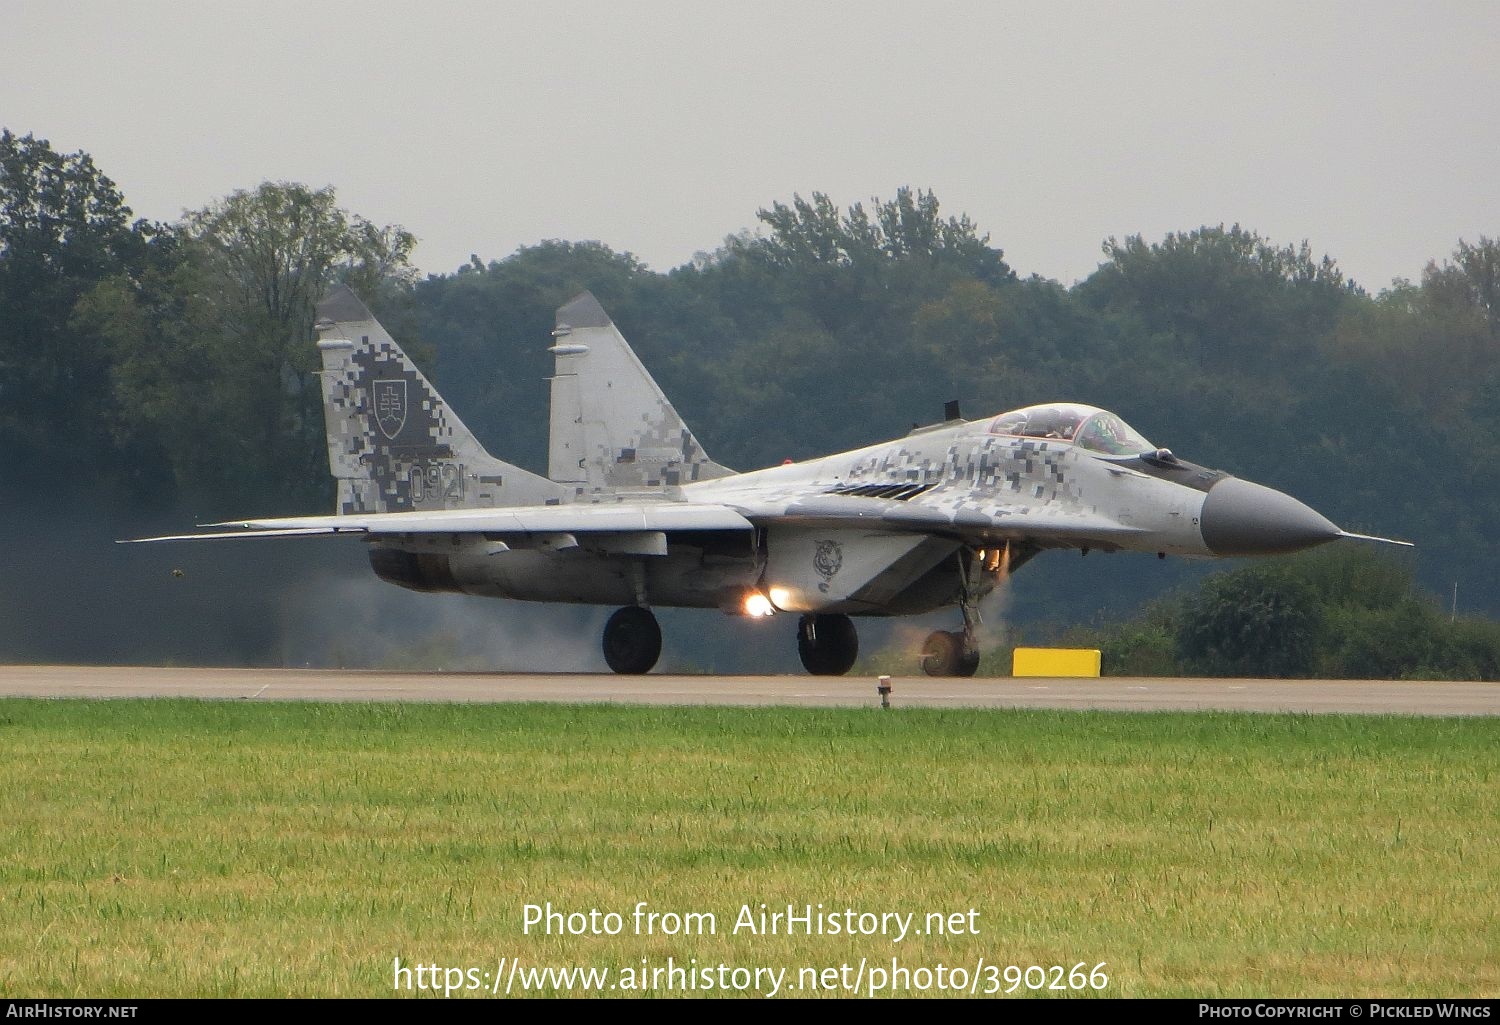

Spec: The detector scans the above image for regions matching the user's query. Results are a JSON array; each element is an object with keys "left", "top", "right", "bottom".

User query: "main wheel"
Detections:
[
  {"left": 797, "top": 613, "right": 859, "bottom": 676},
  {"left": 921, "top": 630, "right": 980, "bottom": 677},
  {"left": 602, "top": 606, "right": 661, "bottom": 674}
]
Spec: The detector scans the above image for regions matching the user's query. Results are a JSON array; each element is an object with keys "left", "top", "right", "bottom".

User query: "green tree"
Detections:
[
  {"left": 1316, "top": 600, "right": 1440, "bottom": 680},
  {"left": 1426, "top": 235, "right": 1499, "bottom": 333},
  {"left": 1094, "top": 547, "right": 1500, "bottom": 681},
  {"left": 0, "top": 129, "right": 150, "bottom": 489},
  {"left": 413, "top": 240, "right": 655, "bottom": 473},
  {"left": 732, "top": 188, "right": 1011, "bottom": 338},
  {"left": 1080, "top": 224, "right": 1356, "bottom": 379},
  {"left": 71, "top": 229, "right": 230, "bottom": 504},
  {"left": 74, "top": 182, "right": 419, "bottom": 511},
  {"left": 1176, "top": 566, "right": 1322, "bottom": 677},
  {"left": 754, "top": 187, "right": 1011, "bottom": 279},
  {"left": 181, "top": 182, "right": 416, "bottom": 508}
]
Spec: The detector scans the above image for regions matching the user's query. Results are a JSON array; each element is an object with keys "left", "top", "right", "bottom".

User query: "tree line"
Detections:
[
  {"left": 1057, "top": 545, "right": 1500, "bottom": 680},
  {"left": 3, "top": 127, "right": 1498, "bottom": 669}
]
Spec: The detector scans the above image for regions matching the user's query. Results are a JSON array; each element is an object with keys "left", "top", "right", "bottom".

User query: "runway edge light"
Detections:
[{"left": 1012, "top": 648, "right": 1102, "bottom": 678}]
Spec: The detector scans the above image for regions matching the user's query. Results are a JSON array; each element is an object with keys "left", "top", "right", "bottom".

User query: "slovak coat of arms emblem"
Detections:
[{"left": 373, "top": 379, "right": 407, "bottom": 440}]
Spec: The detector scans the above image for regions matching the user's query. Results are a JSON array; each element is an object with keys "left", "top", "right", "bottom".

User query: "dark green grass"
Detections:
[{"left": 0, "top": 699, "right": 1494, "bottom": 997}]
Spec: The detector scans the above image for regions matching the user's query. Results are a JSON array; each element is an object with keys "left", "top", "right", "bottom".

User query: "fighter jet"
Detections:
[{"left": 129, "top": 286, "right": 1409, "bottom": 676}]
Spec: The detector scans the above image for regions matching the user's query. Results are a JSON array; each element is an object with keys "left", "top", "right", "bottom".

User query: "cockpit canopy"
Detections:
[{"left": 988, "top": 403, "right": 1155, "bottom": 456}]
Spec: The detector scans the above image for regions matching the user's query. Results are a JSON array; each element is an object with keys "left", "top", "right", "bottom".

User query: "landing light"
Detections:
[
  {"left": 744, "top": 592, "right": 775, "bottom": 618},
  {"left": 768, "top": 586, "right": 792, "bottom": 609}
]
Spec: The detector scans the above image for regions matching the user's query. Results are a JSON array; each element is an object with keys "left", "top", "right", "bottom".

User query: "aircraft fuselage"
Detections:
[{"left": 368, "top": 407, "right": 1337, "bottom": 617}]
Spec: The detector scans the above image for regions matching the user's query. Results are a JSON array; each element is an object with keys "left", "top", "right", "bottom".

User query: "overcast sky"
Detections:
[{"left": 6, "top": 1, "right": 1497, "bottom": 290}]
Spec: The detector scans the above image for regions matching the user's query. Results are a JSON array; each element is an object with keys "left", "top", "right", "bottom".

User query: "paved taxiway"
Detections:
[{"left": 0, "top": 665, "right": 1495, "bottom": 715}]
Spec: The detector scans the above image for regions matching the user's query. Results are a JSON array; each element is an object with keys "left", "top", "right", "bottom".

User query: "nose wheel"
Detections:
[
  {"left": 602, "top": 606, "right": 662, "bottom": 674},
  {"left": 797, "top": 613, "right": 859, "bottom": 675},
  {"left": 922, "top": 563, "right": 984, "bottom": 677},
  {"left": 921, "top": 630, "right": 981, "bottom": 677}
]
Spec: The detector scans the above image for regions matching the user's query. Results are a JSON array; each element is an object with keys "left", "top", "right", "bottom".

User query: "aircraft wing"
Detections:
[
  {"left": 123, "top": 502, "right": 754, "bottom": 542},
  {"left": 126, "top": 489, "right": 1141, "bottom": 552},
  {"left": 718, "top": 492, "right": 1146, "bottom": 546}
]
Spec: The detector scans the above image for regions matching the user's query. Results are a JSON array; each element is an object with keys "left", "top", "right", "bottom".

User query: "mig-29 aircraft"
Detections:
[{"left": 130, "top": 286, "right": 1408, "bottom": 676}]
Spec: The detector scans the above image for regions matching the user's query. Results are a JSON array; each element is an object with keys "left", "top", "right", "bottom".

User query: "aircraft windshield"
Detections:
[
  {"left": 989, "top": 404, "right": 1154, "bottom": 455},
  {"left": 1076, "top": 412, "right": 1154, "bottom": 455},
  {"left": 988, "top": 405, "right": 1089, "bottom": 441}
]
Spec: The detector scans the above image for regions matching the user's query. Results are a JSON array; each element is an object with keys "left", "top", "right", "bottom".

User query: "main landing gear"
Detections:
[
  {"left": 797, "top": 613, "right": 859, "bottom": 676},
  {"left": 601, "top": 602, "right": 977, "bottom": 677},
  {"left": 603, "top": 606, "right": 863, "bottom": 677},
  {"left": 602, "top": 606, "right": 661, "bottom": 674}
]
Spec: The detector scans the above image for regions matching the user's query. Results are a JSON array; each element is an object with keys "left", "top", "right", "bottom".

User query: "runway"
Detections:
[{"left": 0, "top": 665, "right": 1496, "bottom": 715}]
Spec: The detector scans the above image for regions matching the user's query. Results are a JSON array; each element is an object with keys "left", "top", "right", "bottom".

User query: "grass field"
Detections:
[{"left": 0, "top": 699, "right": 1495, "bottom": 998}]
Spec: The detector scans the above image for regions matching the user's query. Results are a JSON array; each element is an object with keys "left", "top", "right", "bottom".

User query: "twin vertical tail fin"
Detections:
[
  {"left": 315, "top": 286, "right": 567, "bottom": 514},
  {"left": 547, "top": 292, "right": 734, "bottom": 496},
  {"left": 314, "top": 286, "right": 730, "bottom": 513}
]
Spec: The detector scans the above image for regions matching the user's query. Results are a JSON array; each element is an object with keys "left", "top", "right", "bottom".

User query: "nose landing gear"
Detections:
[
  {"left": 922, "top": 563, "right": 984, "bottom": 677},
  {"left": 920, "top": 629, "right": 981, "bottom": 677}
]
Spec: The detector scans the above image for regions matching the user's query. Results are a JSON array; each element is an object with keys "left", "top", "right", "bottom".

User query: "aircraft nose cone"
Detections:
[{"left": 1200, "top": 477, "right": 1340, "bottom": 556}]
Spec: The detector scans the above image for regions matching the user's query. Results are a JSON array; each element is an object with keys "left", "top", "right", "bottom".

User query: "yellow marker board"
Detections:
[{"left": 1012, "top": 647, "right": 1102, "bottom": 678}]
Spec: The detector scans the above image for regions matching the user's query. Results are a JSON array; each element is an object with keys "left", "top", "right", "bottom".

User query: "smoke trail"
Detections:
[
  {"left": 274, "top": 570, "right": 614, "bottom": 671},
  {"left": 271, "top": 567, "right": 815, "bottom": 674},
  {"left": 972, "top": 544, "right": 1017, "bottom": 658}
]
